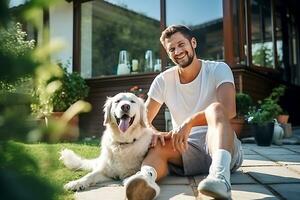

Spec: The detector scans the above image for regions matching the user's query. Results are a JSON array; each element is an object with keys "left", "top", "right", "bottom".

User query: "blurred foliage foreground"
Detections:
[{"left": 0, "top": 0, "right": 91, "bottom": 199}]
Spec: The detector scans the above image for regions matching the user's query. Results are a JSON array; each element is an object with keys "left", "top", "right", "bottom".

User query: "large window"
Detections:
[
  {"left": 80, "top": 0, "right": 224, "bottom": 77},
  {"left": 251, "top": 0, "right": 274, "bottom": 68},
  {"left": 80, "top": 0, "right": 161, "bottom": 78},
  {"left": 166, "top": 0, "right": 224, "bottom": 66}
]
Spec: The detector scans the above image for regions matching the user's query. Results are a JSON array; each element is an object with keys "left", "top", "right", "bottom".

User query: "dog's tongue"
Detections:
[{"left": 119, "top": 117, "right": 130, "bottom": 133}]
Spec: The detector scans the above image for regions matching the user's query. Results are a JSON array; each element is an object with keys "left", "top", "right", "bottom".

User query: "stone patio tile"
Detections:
[
  {"left": 231, "top": 184, "right": 279, "bottom": 200},
  {"left": 287, "top": 165, "right": 300, "bottom": 173},
  {"left": 283, "top": 145, "right": 300, "bottom": 153},
  {"left": 75, "top": 186, "right": 125, "bottom": 200},
  {"left": 243, "top": 148, "right": 257, "bottom": 155},
  {"left": 242, "top": 154, "right": 278, "bottom": 166},
  {"left": 196, "top": 184, "right": 279, "bottom": 200},
  {"left": 231, "top": 170, "right": 257, "bottom": 184},
  {"left": 241, "top": 143, "right": 257, "bottom": 149},
  {"left": 242, "top": 166, "right": 300, "bottom": 184},
  {"left": 158, "top": 185, "right": 196, "bottom": 200},
  {"left": 158, "top": 175, "right": 190, "bottom": 185},
  {"left": 269, "top": 183, "right": 300, "bottom": 200},
  {"left": 265, "top": 154, "right": 300, "bottom": 165},
  {"left": 253, "top": 147, "right": 296, "bottom": 155}
]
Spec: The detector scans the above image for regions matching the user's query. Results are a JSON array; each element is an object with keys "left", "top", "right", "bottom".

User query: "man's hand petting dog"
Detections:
[{"left": 150, "top": 122, "right": 191, "bottom": 154}]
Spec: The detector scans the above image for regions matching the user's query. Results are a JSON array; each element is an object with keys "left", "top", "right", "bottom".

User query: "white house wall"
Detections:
[
  {"left": 49, "top": 1, "right": 73, "bottom": 72},
  {"left": 9, "top": 0, "right": 26, "bottom": 8},
  {"left": 81, "top": 2, "right": 92, "bottom": 78}
]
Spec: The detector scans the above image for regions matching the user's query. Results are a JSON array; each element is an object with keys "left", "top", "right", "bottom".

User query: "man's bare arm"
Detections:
[{"left": 145, "top": 97, "right": 162, "bottom": 126}]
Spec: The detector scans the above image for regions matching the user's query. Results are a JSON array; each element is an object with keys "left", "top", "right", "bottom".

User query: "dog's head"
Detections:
[{"left": 103, "top": 92, "right": 147, "bottom": 133}]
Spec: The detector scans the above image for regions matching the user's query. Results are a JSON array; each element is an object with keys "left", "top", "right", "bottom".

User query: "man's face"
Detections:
[{"left": 164, "top": 32, "right": 196, "bottom": 68}]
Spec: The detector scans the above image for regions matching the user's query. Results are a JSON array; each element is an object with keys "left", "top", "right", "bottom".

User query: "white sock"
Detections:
[
  {"left": 141, "top": 165, "right": 157, "bottom": 181},
  {"left": 209, "top": 149, "right": 231, "bottom": 183}
]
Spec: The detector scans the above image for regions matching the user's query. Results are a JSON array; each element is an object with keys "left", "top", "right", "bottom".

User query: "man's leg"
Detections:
[
  {"left": 125, "top": 140, "right": 182, "bottom": 200},
  {"left": 198, "top": 102, "right": 235, "bottom": 199}
]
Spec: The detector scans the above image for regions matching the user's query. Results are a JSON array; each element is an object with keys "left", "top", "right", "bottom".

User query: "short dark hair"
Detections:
[{"left": 160, "top": 25, "right": 194, "bottom": 46}]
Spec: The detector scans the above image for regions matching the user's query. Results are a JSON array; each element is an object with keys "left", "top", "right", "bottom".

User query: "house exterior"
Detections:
[{"left": 10, "top": 0, "right": 300, "bottom": 136}]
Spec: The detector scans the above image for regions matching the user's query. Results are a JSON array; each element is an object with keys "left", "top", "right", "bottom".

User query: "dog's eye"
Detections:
[
  {"left": 115, "top": 100, "right": 121, "bottom": 103},
  {"left": 130, "top": 100, "right": 136, "bottom": 103}
]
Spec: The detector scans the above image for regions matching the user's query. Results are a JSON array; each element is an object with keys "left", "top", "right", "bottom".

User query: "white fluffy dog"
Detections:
[{"left": 60, "top": 92, "right": 153, "bottom": 191}]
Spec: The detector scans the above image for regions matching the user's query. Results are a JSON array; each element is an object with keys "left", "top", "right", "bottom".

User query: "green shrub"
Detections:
[
  {"left": 236, "top": 92, "right": 253, "bottom": 118},
  {"left": 50, "top": 64, "right": 89, "bottom": 112},
  {"left": 247, "top": 85, "right": 286, "bottom": 125},
  {"left": 31, "top": 62, "right": 89, "bottom": 116},
  {"left": 0, "top": 22, "right": 35, "bottom": 57}
]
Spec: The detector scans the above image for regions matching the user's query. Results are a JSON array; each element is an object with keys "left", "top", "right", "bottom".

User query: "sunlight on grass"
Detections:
[{"left": 2, "top": 141, "right": 100, "bottom": 200}]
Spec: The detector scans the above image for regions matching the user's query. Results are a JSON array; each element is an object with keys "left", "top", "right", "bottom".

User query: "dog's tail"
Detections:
[{"left": 59, "top": 149, "right": 97, "bottom": 171}]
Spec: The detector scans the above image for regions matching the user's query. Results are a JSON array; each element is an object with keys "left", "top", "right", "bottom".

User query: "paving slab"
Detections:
[
  {"left": 253, "top": 147, "right": 296, "bottom": 155},
  {"left": 287, "top": 165, "right": 300, "bottom": 173},
  {"left": 242, "top": 166, "right": 300, "bottom": 184},
  {"left": 242, "top": 154, "right": 278, "bottom": 167},
  {"left": 269, "top": 183, "right": 300, "bottom": 200},
  {"left": 196, "top": 184, "right": 279, "bottom": 200},
  {"left": 231, "top": 170, "right": 257, "bottom": 184},
  {"left": 75, "top": 186, "right": 125, "bottom": 200},
  {"left": 231, "top": 184, "right": 279, "bottom": 200},
  {"left": 264, "top": 154, "right": 300, "bottom": 165},
  {"left": 158, "top": 185, "right": 196, "bottom": 200},
  {"left": 158, "top": 175, "right": 190, "bottom": 185},
  {"left": 284, "top": 145, "right": 300, "bottom": 153},
  {"left": 242, "top": 148, "right": 257, "bottom": 155}
]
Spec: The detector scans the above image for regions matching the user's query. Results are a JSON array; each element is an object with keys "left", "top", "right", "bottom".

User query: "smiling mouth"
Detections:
[{"left": 115, "top": 114, "right": 135, "bottom": 133}]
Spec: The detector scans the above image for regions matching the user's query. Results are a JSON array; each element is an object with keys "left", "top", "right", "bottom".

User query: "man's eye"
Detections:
[{"left": 169, "top": 48, "right": 175, "bottom": 53}]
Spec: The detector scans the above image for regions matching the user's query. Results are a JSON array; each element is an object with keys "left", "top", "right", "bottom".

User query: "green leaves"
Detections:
[
  {"left": 247, "top": 85, "right": 286, "bottom": 125},
  {"left": 50, "top": 66, "right": 89, "bottom": 112}
]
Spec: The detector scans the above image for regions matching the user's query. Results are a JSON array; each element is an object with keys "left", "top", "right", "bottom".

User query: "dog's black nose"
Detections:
[{"left": 121, "top": 104, "right": 130, "bottom": 112}]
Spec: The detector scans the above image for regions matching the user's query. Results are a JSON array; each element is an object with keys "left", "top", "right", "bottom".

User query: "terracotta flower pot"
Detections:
[
  {"left": 277, "top": 115, "right": 289, "bottom": 124},
  {"left": 230, "top": 118, "right": 245, "bottom": 139},
  {"left": 45, "top": 112, "right": 80, "bottom": 142}
]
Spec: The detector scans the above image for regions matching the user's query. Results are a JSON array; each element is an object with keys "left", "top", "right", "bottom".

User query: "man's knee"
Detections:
[
  {"left": 205, "top": 102, "right": 226, "bottom": 122},
  {"left": 148, "top": 140, "right": 178, "bottom": 159}
]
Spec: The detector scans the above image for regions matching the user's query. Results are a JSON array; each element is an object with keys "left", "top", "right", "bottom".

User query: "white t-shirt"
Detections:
[{"left": 148, "top": 60, "right": 235, "bottom": 130}]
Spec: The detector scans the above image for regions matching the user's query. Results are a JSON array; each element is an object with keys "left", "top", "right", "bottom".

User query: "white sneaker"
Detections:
[
  {"left": 197, "top": 174, "right": 231, "bottom": 199},
  {"left": 124, "top": 172, "right": 160, "bottom": 200}
]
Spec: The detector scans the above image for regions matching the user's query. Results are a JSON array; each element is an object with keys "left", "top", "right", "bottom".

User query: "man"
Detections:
[{"left": 125, "top": 25, "right": 243, "bottom": 200}]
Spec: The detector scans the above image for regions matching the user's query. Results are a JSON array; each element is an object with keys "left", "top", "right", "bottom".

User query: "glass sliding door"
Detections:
[{"left": 80, "top": 0, "right": 161, "bottom": 78}]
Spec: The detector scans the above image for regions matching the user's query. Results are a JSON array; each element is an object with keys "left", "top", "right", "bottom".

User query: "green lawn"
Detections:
[{"left": 0, "top": 140, "right": 100, "bottom": 200}]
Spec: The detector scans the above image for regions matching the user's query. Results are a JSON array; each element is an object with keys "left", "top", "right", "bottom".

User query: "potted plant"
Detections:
[
  {"left": 246, "top": 85, "right": 285, "bottom": 146},
  {"left": 272, "top": 85, "right": 288, "bottom": 124},
  {"left": 231, "top": 92, "right": 253, "bottom": 139},
  {"left": 32, "top": 63, "right": 89, "bottom": 141}
]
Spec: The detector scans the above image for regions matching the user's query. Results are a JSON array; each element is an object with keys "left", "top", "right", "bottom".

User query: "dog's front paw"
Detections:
[{"left": 64, "top": 180, "right": 89, "bottom": 191}]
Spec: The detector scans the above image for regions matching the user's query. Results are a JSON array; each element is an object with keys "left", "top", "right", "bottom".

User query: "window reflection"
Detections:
[
  {"left": 81, "top": 0, "right": 160, "bottom": 78},
  {"left": 251, "top": 0, "right": 274, "bottom": 68},
  {"left": 166, "top": 0, "right": 224, "bottom": 66}
]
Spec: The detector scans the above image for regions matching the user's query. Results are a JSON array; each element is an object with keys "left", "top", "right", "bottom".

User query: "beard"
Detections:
[{"left": 172, "top": 50, "right": 195, "bottom": 68}]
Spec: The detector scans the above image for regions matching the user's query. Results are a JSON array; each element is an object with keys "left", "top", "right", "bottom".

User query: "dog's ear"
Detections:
[
  {"left": 103, "top": 97, "right": 112, "bottom": 125},
  {"left": 138, "top": 97, "right": 147, "bottom": 128}
]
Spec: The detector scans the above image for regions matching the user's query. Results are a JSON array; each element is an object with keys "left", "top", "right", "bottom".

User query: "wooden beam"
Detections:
[{"left": 223, "top": 0, "right": 235, "bottom": 66}]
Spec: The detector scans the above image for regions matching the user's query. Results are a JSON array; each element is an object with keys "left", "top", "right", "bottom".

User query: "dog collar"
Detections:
[{"left": 117, "top": 138, "right": 137, "bottom": 145}]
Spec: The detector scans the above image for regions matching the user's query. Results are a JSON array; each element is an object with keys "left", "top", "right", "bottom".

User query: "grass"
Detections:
[{"left": 0, "top": 140, "right": 101, "bottom": 200}]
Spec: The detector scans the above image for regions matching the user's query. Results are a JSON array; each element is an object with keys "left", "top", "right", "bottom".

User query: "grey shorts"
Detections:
[{"left": 168, "top": 126, "right": 243, "bottom": 176}]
